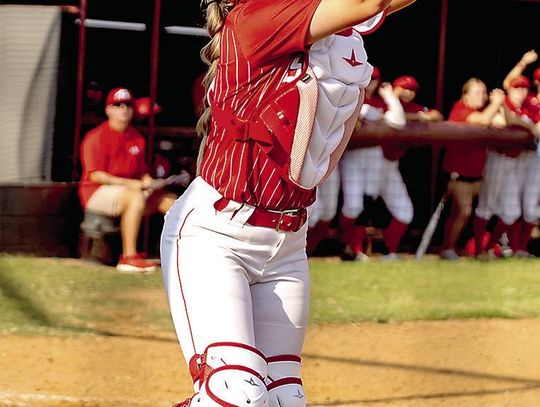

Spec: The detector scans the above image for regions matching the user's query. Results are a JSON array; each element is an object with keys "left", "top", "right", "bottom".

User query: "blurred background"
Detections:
[{"left": 0, "top": 0, "right": 538, "bottom": 257}]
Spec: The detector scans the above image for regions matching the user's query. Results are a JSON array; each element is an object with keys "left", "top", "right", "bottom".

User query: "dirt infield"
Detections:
[{"left": 1, "top": 319, "right": 540, "bottom": 407}]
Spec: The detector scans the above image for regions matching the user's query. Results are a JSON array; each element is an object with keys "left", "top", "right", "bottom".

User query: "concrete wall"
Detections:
[{"left": 0, "top": 5, "right": 61, "bottom": 182}]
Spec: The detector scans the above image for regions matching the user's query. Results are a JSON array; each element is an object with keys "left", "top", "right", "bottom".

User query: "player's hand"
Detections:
[
  {"left": 490, "top": 88, "right": 505, "bottom": 105},
  {"left": 125, "top": 179, "right": 144, "bottom": 190},
  {"left": 521, "top": 50, "right": 538, "bottom": 66},
  {"left": 378, "top": 82, "right": 395, "bottom": 100}
]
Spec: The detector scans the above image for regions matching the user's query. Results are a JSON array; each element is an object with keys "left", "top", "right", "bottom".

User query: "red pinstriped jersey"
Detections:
[{"left": 199, "top": 0, "right": 321, "bottom": 210}]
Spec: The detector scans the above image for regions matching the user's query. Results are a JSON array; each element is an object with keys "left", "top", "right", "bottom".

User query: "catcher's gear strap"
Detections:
[
  {"left": 266, "top": 355, "right": 305, "bottom": 407},
  {"left": 189, "top": 342, "right": 268, "bottom": 389}
]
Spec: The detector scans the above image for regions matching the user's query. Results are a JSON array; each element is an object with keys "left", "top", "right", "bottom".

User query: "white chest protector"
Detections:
[
  {"left": 301, "top": 29, "right": 373, "bottom": 188},
  {"left": 208, "top": 13, "right": 383, "bottom": 193}
]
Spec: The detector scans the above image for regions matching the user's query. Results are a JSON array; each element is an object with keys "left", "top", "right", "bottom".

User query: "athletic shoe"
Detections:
[
  {"left": 340, "top": 245, "right": 369, "bottom": 262},
  {"left": 439, "top": 249, "right": 459, "bottom": 261},
  {"left": 116, "top": 254, "right": 157, "bottom": 273},
  {"left": 340, "top": 245, "right": 356, "bottom": 261},
  {"left": 355, "top": 252, "right": 370, "bottom": 262},
  {"left": 381, "top": 253, "right": 399, "bottom": 261},
  {"left": 476, "top": 249, "right": 498, "bottom": 262},
  {"left": 514, "top": 250, "right": 533, "bottom": 258}
]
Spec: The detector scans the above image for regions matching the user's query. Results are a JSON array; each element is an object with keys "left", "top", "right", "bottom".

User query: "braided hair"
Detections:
[{"left": 195, "top": 0, "right": 235, "bottom": 172}]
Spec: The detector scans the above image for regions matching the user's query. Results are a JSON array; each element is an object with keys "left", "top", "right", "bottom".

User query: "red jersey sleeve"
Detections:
[
  {"left": 448, "top": 100, "right": 474, "bottom": 122},
  {"left": 235, "top": 0, "right": 321, "bottom": 65}
]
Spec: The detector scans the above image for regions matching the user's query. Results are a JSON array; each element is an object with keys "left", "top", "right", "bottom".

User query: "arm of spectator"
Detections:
[
  {"left": 378, "top": 82, "right": 406, "bottom": 128},
  {"left": 141, "top": 173, "right": 154, "bottom": 189},
  {"left": 417, "top": 109, "right": 444, "bottom": 122},
  {"left": 502, "top": 50, "right": 537, "bottom": 90},
  {"left": 466, "top": 88, "right": 506, "bottom": 127},
  {"left": 89, "top": 171, "right": 143, "bottom": 190}
]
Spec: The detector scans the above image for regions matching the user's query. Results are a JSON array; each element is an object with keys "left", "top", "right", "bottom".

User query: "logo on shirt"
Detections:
[
  {"left": 129, "top": 145, "right": 140, "bottom": 155},
  {"left": 283, "top": 53, "right": 306, "bottom": 83},
  {"left": 343, "top": 49, "right": 363, "bottom": 67}
]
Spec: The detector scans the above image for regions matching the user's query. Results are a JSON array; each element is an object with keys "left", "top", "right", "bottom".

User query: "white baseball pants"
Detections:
[{"left": 160, "top": 177, "right": 310, "bottom": 371}]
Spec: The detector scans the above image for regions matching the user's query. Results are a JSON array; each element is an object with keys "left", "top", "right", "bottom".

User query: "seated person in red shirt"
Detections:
[
  {"left": 79, "top": 87, "right": 177, "bottom": 273},
  {"left": 439, "top": 78, "right": 506, "bottom": 260}
]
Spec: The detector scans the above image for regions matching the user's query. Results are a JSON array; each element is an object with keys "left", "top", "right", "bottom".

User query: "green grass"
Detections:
[
  {"left": 0, "top": 254, "right": 170, "bottom": 336},
  {"left": 1, "top": 253, "right": 540, "bottom": 335},
  {"left": 310, "top": 257, "right": 540, "bottom": 323}
]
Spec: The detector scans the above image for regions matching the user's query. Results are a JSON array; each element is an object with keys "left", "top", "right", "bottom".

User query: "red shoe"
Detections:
[{"left": 116, "top": 253, "right": 157, "bottom": 273}]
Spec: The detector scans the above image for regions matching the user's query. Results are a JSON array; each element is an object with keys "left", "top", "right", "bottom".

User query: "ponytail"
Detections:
[{"left": 195, "top": 1, "right": 234, "bottom": 173}]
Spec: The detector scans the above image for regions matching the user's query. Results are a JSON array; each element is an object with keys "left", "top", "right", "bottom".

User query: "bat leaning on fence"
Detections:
[{"left": 415, "top": 190, "right": 450, "bottom": 260}]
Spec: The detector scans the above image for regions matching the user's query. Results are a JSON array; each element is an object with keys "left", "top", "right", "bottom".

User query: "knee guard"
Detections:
[
  {"left": 187, "top": 342, "right": 269, "bottom": 406},
  {"left": 266, "top": 355, "right": 305, "bottom": 407}
]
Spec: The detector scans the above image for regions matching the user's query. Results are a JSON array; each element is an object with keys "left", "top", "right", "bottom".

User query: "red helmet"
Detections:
[
  {"left": 133, "top": 97, "right": 163, "bottom": 120},
  {"left": 509, "top": 75, "right": 530, "bottom": 89},
  {"left": 393, "top": 75, "right": 419, "bottom": 91}
]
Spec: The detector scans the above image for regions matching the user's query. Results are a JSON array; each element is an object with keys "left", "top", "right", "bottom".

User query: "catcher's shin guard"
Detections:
[
  {"left": 266, "top": 355, "right": 305, "bottom": 407},
  {"left": 180, "top": 342, "right": 269, "bottom": 406}
]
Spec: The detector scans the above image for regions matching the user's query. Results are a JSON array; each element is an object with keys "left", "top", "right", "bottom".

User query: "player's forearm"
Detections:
[
  {"left": 503, "top": 62, "right": 527, "bottom": 90},
  {"left": 387, "top": 0, "right": 416, "bottom": 14},
  {"left": 503, "top": 50, "right": 538, "bottom": 90},
  {"left": 382, "top": 96, "right": 406, "bottom": 128},
  {"left": 467, "top": 102, "right": 502, "bottom": 126},
  {"left": 89, "top": 170, "right": 135, "bottom": 186},
  {"left": 309, "top": 0, "right": 391, "bottom": 43}
]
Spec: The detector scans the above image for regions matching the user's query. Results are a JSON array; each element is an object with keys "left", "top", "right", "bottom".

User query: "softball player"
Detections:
[
  {"left": 474, "top": 75, "right": 540, "bottom": 259},
  {"left": 497, "top": 51, "right": 540, "bottom": 257},
  {"left": 438, "top": 79, "right": 506, "bottom": 261},
  {"left": 340, "top": 75, "right": 443, "bottom": 261},
  {"left": 337, "top": 71, "right": 408, "bottom": 261},
  {"left": 160, "top": 1, "right": 417, "bottom": 406}
]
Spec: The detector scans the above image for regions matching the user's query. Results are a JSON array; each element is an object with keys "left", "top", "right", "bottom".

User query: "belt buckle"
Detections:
[
  {"left": 275, "top": 209, "right": 303, "bottom": 232},
  {"left": 275, "top": 211, "right": 288, "bottom": 232}
]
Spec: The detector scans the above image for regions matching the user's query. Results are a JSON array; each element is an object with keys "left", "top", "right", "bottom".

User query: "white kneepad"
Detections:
[
  {"left": 266, "top": 355, "right": 306, "bottom": 407},
  {"left": 190, "top": 342, "right": 269, "bottom": 407}
]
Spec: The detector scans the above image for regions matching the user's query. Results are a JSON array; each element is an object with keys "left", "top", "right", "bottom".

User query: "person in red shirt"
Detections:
[
  {"left": 159, "top": 0, "right": 417, "bottom": 406},
  {"left": 438, "top": 78, "right": 506, "bottom": 260},
  {"left": 79, "top": 87, "right": 177, "bottom": 273}
]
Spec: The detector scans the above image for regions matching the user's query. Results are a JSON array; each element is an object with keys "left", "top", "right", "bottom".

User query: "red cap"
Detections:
[
  {"left": 133, "top": 97, "right": 163, "bottom": 120},
  {"left": 509, "top": 75, "right": 530, "bottom": 89},
  {"left": 105, "top": 87, "right": 134, "bottom": 106},
  {"left": 393, "top": 75, "right": 419, "bottom": 91},
  {"left": 533, "top": 68, "right": 540, "bottom": 82},
  {"left": 371, "top": 66, "right": 381, "bottom": 80}
]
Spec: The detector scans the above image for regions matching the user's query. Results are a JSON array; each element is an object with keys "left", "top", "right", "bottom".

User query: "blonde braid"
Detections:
[{"left": 195, "top": 1, "right": 234, "bottom": 174}]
